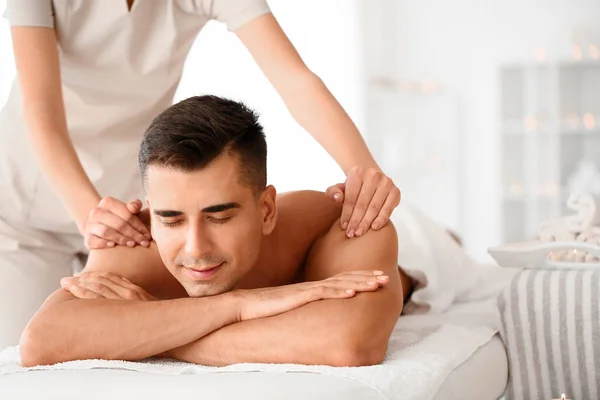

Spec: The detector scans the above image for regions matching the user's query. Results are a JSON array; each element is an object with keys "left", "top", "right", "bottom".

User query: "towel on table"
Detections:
[{"left": 0, "top": 310, "right": 498, "bottom": 400}]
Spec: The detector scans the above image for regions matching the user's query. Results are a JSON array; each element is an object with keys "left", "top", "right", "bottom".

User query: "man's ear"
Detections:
[{"left": 259, "top": 185, "right": 277, "bottom": 235}]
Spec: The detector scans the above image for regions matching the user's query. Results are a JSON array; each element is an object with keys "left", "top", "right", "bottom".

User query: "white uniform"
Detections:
[{"left": 0, "top": 0, "right": 270, "bottom": 349}]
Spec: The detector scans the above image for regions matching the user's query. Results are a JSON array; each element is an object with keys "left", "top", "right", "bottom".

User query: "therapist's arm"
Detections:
[
  {"left": 235, "top": 14, "right": 401, "bottom": 238},
  {"left": 163, "top": 220, "right": 408, "bottom": 367},
  {"left": 10, "top": 27, "right": 100, "bottom": 232},
  {"left": 10, "top": 27, "right": 150, "bottom": 247}
]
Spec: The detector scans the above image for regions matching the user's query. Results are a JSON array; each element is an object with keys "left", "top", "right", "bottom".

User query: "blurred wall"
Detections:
[{"left": 363, "top": 0, "right": 600, "bottom": 261}]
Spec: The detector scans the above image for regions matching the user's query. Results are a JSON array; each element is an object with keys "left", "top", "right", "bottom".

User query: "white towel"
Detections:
[
  {"left": 565, "top": 191, "right": 600, "bottom": 232},
  {"left": 0, "top": 316, "right": 496, "bottom": 400}
]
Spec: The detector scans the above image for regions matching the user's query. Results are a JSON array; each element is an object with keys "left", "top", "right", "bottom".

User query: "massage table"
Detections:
[{"left": 0, "top": 336, "right": 507, "bottom": 400}]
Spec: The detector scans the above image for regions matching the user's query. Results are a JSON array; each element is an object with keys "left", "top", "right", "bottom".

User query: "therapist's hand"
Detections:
[
  {"left": 84, "top": 197, "right": 152, "bottom": 250},
  {"left": 326, "top": 167, "right": 401, "bottom": 238}
]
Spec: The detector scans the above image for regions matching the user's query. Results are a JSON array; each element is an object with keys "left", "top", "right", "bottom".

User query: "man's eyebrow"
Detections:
[
  {"left": 202, "top": 202, "right": 241, "bottom": 213},
  {"left": 153, "top": 203, "right": 241, "bottom": 217},
  {"left": 153, "top": 210, "right": 183, "bottom": 217}
]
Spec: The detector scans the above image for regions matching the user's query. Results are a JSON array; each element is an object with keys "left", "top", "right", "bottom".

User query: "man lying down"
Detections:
[{"left": 19, "top": 95, "right": 413, "bottom": 368}]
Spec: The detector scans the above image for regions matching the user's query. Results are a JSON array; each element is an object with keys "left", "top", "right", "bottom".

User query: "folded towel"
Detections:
[
  {"left": 498, "top": 269, "right": 600, "bottom": 400},
  {"left": 565, "top": 192, "right": 600, "bottom": 232},
  {"left": 0, "top": 318, "right": 496, "bottom": 400}
]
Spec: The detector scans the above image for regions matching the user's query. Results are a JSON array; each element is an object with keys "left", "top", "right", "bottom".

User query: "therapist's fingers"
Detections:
[
  {"left": 86, "top": 221, "right": 130, "bottom": 247},
  {"left": 345, "top": 179, "right": 377, "bottom": 238},
  {"left": 85, "top": 208, "right": 138, "bottom": 247},
  {"left": 126, "top": 199, "right": 143, "bottom": 214},
  {"left": 98, "top": 196, "right": 152, "bottom": 241},
  {"left": 370, "top": 186, "right": 401, "bottom": 231},
  {"left": 340, "top": 171, "right": 362, "bottom": 231},
  {"left": 90, "top": 205, "right": 149, "bottom": 246},
  {"left": 353, "top": 180, "right": 392, "bottom": 236},
  {"left": 325, "top": 183, "right": 345, "bottom": 203},
  {"left": 84, "top": 233, "right": 116, "bottom": 250},
  {"left": 86, "top": 211, "right": 139, "bottom": 247}
]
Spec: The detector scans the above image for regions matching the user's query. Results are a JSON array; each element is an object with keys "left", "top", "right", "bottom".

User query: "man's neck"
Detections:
[{"left": 233, "top": 227, "right": 291, "bottom": 290}]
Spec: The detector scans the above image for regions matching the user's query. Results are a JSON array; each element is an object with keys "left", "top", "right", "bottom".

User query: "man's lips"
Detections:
[{"left": 182, "top": 263, "right": 224, "bottom": 281}]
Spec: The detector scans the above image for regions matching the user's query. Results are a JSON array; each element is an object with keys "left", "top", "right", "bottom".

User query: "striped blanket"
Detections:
[{"left": 497, "top": 269, "right": 600, "bottom": 400}]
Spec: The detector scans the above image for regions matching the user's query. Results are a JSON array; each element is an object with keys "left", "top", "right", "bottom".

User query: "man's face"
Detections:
[{"left": 145, "top": 153, "right": 276, "bottom": 297}]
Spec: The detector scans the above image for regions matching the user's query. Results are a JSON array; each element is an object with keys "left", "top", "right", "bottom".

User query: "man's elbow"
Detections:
[
  {"left": 19, "top": 317, "right": 73, "bottom": 367},
  {"left": 329, "top": 338, "right": 388, "bottom": 367},
  {"left": 327, "top": 299, "right": 402, "bottom": 367},
  {"left": 19, "top": 324, "right": 56, "bottom": 367}
]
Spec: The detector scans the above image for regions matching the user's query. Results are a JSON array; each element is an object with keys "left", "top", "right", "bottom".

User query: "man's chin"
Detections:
[{"left": 183, "top": 282, "right": 232, "bottom": 298}]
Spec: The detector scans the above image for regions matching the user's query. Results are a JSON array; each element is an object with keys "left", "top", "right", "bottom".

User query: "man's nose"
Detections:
[{"left": 184, "top": 223, "right": 213, "bottom": 259}]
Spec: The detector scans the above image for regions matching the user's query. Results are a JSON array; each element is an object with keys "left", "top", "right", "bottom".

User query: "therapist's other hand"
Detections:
[
  {"left": 326, "top": 167, "right": 401, "bottom": 238},
  {"left": 61, "top": 271, "right": 156, "bottom": 301},
  {"left": 84, "top": 197, "right": 152, "bottom": 250}
]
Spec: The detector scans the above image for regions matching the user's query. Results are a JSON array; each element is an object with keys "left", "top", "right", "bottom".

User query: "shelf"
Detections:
[
  {"left": 500, "top": 119, "right": 599, "bottom": 135},
  {"left": 501, "top": 130, "right": 600, "bottom": 136},
  {"left": 499, "top": 60, "right": 600, "bottom": 243}
]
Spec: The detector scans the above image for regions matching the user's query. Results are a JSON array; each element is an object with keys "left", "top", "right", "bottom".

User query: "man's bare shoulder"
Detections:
[{"left": 274, "top": 190, "right": 342, "bottom": 238}]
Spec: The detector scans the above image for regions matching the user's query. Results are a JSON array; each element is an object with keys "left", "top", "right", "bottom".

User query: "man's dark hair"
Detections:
[{"left": 139, "top": 95, "right": 267, "bottom": 194}]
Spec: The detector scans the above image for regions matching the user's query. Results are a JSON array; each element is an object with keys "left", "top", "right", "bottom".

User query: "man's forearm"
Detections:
[
  {"left": 166, "top": 285, "right": 402, "bottom": 367},
  {"left": 20, "top": 291, "right": 239, "bottom": 367}
]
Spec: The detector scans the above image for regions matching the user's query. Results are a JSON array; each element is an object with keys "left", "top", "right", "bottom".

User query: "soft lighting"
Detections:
[
  {"left": 589, "top": 44, "right": 599, "bottom": 60},
  {"left": 424, "top": 156, "right": 442, "bottom": 171},
  {"left": 535, "top": 184, "right": 556, "bottom": 196},
  {"left": 567, "top": 113, "right": 579, "bottom": 130},
  {"left": 508, "top": 183, "right": 524, "bottom": 196},
  {"left": 421, "top": 81, "right": 437, "bottom": 94},
  {"left": 572, "top": 45, "right": 583, "bottom": 60},
  {"left": 543, "top": 183, "right": 559, "bottom": 197},
  {"left": 583, "top": 113, "right": 596, "bottom": 130},
  {"left": 524, "top": 116, "right": 538, "bottom": 131},
  {"left": 533, "top": 47, "right": 546, "bottom": 62}
]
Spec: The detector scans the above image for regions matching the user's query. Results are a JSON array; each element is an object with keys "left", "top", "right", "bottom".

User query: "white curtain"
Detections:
[{"left": 0, "top": 0, "right": 365, "bottom": 194}]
